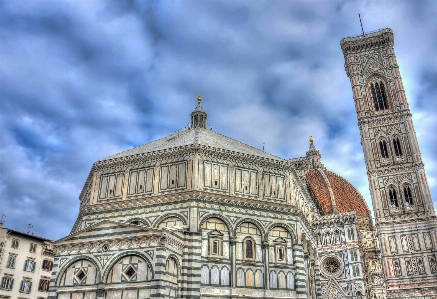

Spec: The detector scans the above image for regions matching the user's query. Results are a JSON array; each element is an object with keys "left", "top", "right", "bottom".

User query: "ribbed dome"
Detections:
[{"left": 306, "top": 169, "right": 371, "bottom": 217}]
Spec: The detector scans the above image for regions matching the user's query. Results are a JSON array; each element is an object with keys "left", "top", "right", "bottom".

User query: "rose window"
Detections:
[{"left": 322, "top": 256, "right": 342, "bottom": 276}]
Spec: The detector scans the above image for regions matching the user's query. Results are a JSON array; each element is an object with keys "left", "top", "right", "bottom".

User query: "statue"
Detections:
[{"left": 393, "top": 260, "right": 402, "bottom": 276}]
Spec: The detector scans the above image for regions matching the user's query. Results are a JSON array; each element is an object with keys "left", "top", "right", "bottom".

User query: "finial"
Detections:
[
  {"left": 309, "top": 136, "right": 314, "bottom": 143},
  {"left": 197, "top": 93, "right": 202, "bottom": 103}
]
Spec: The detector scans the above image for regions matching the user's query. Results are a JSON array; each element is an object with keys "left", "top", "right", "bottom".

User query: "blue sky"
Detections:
[{"left": 1, "top": 0, "right": 436, "bottom": 240}]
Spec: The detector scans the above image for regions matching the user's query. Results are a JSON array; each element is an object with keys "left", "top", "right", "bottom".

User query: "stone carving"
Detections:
[
  {"left": 423, "top": 232, "right": 433, "bottom": 250},
  {"left": 388, "top": 236, "right": 397, "bottom": 253},
  {"left": 428, "top": 255, "right": 437, "bottom": 274},
  {"left": 417, "top": 257, "right": 425, "bottom": 274},
  {"left": 392, "top": 259, "right": 402, "bottom": 277}
]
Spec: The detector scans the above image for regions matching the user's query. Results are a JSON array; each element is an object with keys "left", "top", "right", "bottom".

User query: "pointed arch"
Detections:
[
  {"left": 387, "top": 185, "right": 399, "bottom": 208},
  {"left": 366, "top": 74, "right": 390, "bottom": 111}
]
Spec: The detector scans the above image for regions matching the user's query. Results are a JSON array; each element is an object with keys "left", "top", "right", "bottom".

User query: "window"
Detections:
[
  {"left": 277, "top": 246, "right": 285, "bottom": 261},
  {"left": 379, "top": 140, "right": 389, "bottom": 158},
  {"left": 393, "top": 138, "right": 403, "bottom": 157},
  {"left": 42, "top": 260, "right": 53, "bottom": 271},
  {"left": 6, "top": 255, "right": 16, "bottom": 268},
  {"left": 389, "top": 187, "right": 399, "bottom": 208},
  {"left": 352, "top": 265, "right": 360, "bottom": 277},
  {"left": 38, "top": 278, "right": 50, "bottom": 292},
  {"left": 24, "top": 259, "right": 36, "bottom": 272},
  {"left": 1, "top": 276, "right": 14, "bottom": 290},
  {"left": 403, "top": 186, "right": 414, "bottom": 207},
  {"left": 370, "top": 81, "right": 388, "bottom": 111},
  {"left": 244, "top": 239, "right": 255, "bottom": 259},
  {"left": 20, "top": 279, "right": 32, "bottom": 293},
  {"left": 207, "top": 229, "right": 223, "bottom": 257},
  {"left": 29, "top": 243, "right": 37, "bottom": 253},
  {"left": 347, "top": 228, "right": 355, "bottom": 240},
  {"left": 350, "top": 250, "right": 358, "bottom": 262},
  {"left": 273, "top": 237, "right": 287, "bottom": 263},
  {"left": 212, "top": 240, "right": 219, "bottom": 255},
  {"left": 11, "top": 239, "right": 19, "bottom": 249}
]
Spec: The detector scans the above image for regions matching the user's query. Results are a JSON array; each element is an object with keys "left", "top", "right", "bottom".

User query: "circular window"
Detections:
[
  {"left": 322, "top": 256, "right": 342, "bottom": 277},
  {"left": 102, "top": 244, "right": 109, "bottom": 252}
]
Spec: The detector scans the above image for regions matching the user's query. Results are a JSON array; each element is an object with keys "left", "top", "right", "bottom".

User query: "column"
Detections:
[
  {"left": 263, "top": 241, "right": 270, "bottom": 290},
  {"left": 230, "top": 236, "right": 237, "bottom": 288}
]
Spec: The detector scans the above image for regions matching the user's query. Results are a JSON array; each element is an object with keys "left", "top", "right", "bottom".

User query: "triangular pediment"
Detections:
[
  {"left": 322, "top": 277, "right": 348, "bottom": 299},
  {"left": 363, "top": 57, "right": 384, "bottom": 75},
  {"left": 273, "top": 237, "right": 287, "bottom": 243},
  {"left": 56, "top": 220, "right": 160, "bottom": 244},
  {"left": 208, "top": 229, "right": 224, "bottom": 237}
]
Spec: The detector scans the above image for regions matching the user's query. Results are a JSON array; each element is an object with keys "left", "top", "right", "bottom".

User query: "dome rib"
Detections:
[{"left": 306, "top": 169, "right": 371, "bottom": 217}]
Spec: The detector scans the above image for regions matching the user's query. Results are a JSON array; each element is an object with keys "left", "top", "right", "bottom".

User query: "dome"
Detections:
[{"left": 306, "top": 169, "right": 371, "bottom": 217}]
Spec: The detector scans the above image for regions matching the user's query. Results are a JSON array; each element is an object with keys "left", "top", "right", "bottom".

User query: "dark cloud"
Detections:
[{"left": 1, "top": 0, "right": 437, "bottom": 239}]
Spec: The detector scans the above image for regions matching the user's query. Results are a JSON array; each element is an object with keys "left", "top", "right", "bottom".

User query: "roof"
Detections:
[
  {"left": 100, "top": 127, "right": 282, "bottom": 161},
  {"left": 4, "top": 227, "right": 52, "bottom": 242},
  {"left": 306, "top": 169, "right": 371, "bottom": 218}
]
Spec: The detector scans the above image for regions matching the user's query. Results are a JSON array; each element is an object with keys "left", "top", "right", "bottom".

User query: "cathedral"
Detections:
[{"left": 48, "top": 28, "right": 437, "bottom": 299}]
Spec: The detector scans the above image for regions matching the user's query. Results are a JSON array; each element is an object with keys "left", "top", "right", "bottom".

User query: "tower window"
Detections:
[
  {"left": 389, "top": 187, "right": 399, "bottom": 208},
  {"left": 370, "top": 81, "right": 388, "bottom": 111},
  {"left": 393, "top": 138, "right": 403, "bottom": 156},
  {"left": 379, "top": 140, "right": 389, "bottom": 158},
  {"left": 403, "top": 186, "right": 414, "bottom": 207}
]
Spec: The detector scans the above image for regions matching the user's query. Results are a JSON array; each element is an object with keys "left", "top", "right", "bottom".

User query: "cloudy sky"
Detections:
[{"left": 1, "top": 0, "right": 436, "bottom": 240}]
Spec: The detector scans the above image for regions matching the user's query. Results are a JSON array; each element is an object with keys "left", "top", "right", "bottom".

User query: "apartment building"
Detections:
[{"left": 0, "top": 222, "right": 54, "bottom": 299}]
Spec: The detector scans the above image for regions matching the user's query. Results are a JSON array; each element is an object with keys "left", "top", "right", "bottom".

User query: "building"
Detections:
[
  {"left": 0, "top": 222, "right": 54, "bottom": 299},
  {"left": 47, "top": 28, "right": 437, "bottom": 299},
  {"left": 341, "top": 28, "right": 437, "bottom": 298}
]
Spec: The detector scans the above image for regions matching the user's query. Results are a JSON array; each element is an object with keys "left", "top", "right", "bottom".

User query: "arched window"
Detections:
[
  {"left": 403, "top": 186, "right": 414, "bottom": 207},
  {"left": 370, "top": 81, "right": 388, "bottom": 111},
  {"left": 389, "top": 187, "right": 399, "bottom": 208},
  {"left": 393, "top": 138, "right": 403, "bottom": 157},
  {"left": 245, "top": 239, "right": 254, "bottom": 259},
  {"left": 379, "top": 140, "right": 389, "bottom": 158}
]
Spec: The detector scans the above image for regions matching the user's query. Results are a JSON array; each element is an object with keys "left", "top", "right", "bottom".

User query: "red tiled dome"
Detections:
[{"left": 306, "top": 169, "right": 371, "bottom": 217}]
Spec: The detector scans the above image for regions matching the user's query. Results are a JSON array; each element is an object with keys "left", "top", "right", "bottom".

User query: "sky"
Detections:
[{"left": 1, "top": 0, "right": 437, "bottom": 240}]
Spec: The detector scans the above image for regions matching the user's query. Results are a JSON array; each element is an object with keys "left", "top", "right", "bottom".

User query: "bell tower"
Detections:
[{"left": 341, "top": 29, "right": 437, "bottom": 297}]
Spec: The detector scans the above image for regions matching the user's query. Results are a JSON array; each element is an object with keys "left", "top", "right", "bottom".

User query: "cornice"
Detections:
[
  {"left": 83, "top": 191, "right": 307, "bottom": 218},
  {"left": 367, "top": 163, "right": 425, "bottom": 177},
  {"left": 358, "top": 110, "right": 411, "bottom": 127},
  {"left": 312, "top": 211, "right": 357, "bottom": 227},
  {"left": 340, "top": 28, "right": 394, "bottom": 56},
  {"left": 94, "top": 144, "right": 287, "bottom": 172},
  {"left": 54, "top": 232, "right": 184, "bottom": 256}
]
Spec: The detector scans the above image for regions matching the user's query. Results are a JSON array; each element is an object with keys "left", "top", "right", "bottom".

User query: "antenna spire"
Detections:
[{"left": 359, "top": 13, "right": 364, "bottom": 35}]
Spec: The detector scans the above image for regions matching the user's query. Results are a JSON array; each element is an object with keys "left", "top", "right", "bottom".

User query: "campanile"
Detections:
[{"left": 341, "top": 28, "right": 437, "bottom": 298}]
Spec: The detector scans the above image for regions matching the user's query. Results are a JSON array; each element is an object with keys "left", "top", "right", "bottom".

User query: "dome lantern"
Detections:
[{"left": 191, "top": 93, "right": 207, "bottom": 128}]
